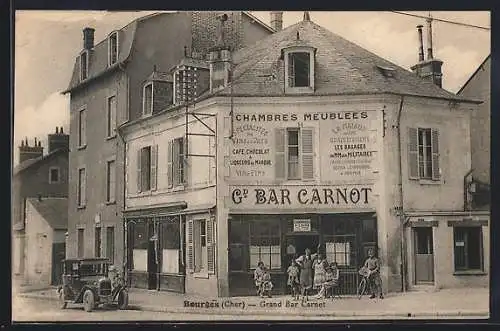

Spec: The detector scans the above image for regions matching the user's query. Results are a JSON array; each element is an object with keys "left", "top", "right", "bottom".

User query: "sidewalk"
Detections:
[{"left": 16, "top": 286, "right": 489, "bottom": 318}]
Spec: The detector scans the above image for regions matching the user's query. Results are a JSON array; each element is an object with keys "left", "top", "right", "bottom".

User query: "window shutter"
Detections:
[
  {"left": 182, "top": 137, "right": 188, "bottom": 185},
  {"left": 431, "top": 129, "right": 440, "bottom": 180},
  {"left": 408, "top": 127, "right": 419, "bottom": 180},
  {"left": 275, "top": 128, "right": 286, "bottom": 180},
  {"left": 150, "top": 145, "right": 158, "bottom": 190},
  {"left": 137, "top": 149, "right": 142, "bottom": 193},
  {"left": 186, "top": 219, "right": 194, "bottom": 272},
  {"left": 167, "top": 140, "right": 173, "bottom": 188},
  {"left": 82, "top": 169, "right": 87, "bottom": 205},
  {"left": 206, "top": 217, "right": 216, "bottom": 274},
  {"left": 301, "top": 128, "right": 314, "bottom": 180}
]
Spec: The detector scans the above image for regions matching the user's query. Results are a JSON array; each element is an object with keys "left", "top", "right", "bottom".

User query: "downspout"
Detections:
[{"left": 396, "top": 96, "right": 407, "bottom": 292}]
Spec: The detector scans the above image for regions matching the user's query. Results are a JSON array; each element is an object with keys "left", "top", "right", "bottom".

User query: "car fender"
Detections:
[
  {"left": 75, "top": 285, "right": 97, "bottom": 303},
  {"left": 112, "top": 286, "right": 127, "bottom": 301}
]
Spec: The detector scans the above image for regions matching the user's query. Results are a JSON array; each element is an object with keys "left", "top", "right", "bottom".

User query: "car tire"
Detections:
[
  {"left": 58, "top": 288, "right": 67, "bottom": 309},
  {"left": 83, "top": 289, "right": 95, "bottom": 312},
  {"left": 117, "top": 289, "right": 129, "bottom": 310}
]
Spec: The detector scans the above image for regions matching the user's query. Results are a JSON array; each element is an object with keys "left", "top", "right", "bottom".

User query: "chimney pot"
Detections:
[
  {"left": 270, "top": 11, "right": 283, "bottom": 32},
  {"left": 56, "top": 127, "right": 59, "bottom": 134},
  {"left": 426, "top": 17, "right": 434, "bottom": 60},
  {"left": 60, "top": 127, "right": 64, "bottom": 134},
  {"left": 83, "top": 27, "right": 95, "bottom": 50},
  {"left": 303, "top": 11, "right": 311, "bottom": 21},
  {"left": 417, "top": 25, "right": 424, "bottom": 62}
]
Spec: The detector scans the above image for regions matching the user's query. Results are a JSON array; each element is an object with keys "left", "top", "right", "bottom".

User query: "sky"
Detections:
[{"left": 13, "top": 10, "right": 490, "bottom": 165}]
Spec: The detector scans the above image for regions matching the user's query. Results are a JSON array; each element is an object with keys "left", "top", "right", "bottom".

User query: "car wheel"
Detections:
[
  {"left": 83, "top": 289, "right": 95, "bottom": 312},
  {"left": 117, "top": 289, "right": 129, "bottom": 310},
  {"left": 58, "top": 288, "right": 67, "bottom": 309}
]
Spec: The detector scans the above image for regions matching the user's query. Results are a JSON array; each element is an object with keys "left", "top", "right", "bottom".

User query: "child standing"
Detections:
[
  {"left": 287, "top": 259, "right": 300, "bottom": 300},
  {"left": 254, "top": 261, "right": 273, "bottom": 298}
]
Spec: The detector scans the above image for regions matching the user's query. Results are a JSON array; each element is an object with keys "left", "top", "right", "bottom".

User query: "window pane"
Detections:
[{"left": 293, "top": 52, "right": 310, "bottom": 87}]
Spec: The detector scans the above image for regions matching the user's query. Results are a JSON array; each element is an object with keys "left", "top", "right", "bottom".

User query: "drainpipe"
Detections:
[{"left": 396, "top": 96, "right": 407, "bottom": 293}]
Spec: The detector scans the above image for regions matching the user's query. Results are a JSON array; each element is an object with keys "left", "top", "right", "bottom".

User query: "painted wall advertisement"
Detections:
[{"left": 228, "top": 110, "right": 380, "bottom": 182}]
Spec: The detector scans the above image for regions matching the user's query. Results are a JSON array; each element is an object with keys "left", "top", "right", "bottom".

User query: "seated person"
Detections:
[
  {"left": 316, "top": 262, "right": 340, "bottom": 299},
  {"left": 254, "top": 261, "right": 273, "bottom": 298}
]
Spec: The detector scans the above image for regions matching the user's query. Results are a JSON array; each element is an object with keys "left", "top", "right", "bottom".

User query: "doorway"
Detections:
[
  {"left": 287, "top": 233, "right": 320, "bottom": 260},
  {"left": 413, "top": 227, "right": 435, "bottom": 284},
  {"left": 147, "top": 223, "right": 159, "bottom": 290}
]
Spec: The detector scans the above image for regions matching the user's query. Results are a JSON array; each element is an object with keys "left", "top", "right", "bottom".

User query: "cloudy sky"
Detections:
[{"left": 14, "top": 10, "right": 490, "bottom": 165}]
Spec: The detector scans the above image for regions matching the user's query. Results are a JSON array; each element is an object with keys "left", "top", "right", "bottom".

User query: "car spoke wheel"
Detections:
[
  {"left": 117, "top": 289, "right": 129, "bottom": 310},
  {"left": 83, "top": 289, "right": 95, "bottom": 312},
  {"left": 58, "top": 289, "right": 67, "bottom": 309}
]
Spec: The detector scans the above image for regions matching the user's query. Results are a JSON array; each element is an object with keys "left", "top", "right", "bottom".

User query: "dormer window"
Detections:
[
  {"left": 108, "top": 31, "right": 118, "bottom": 66},
  {"left": 283, "top": 46, "right": 316, "bottom": 94},
  {"left": 142, "top": 82, "right": 153, "bottom": 116},
  {"left": 80, "top": 50, "right": 89, "bottom": 81}
]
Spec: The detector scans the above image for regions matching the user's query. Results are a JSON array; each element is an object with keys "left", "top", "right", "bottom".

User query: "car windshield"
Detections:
[{"left": 80, "top": 263, "right": 107, "bottom": 276}]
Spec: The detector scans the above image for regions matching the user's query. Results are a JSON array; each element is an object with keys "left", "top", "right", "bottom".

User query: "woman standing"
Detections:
[
  {"left": 295, "top": 245, "right": 320, "bottom": 301},
  {"left": 312, "top": 253, "right": 328, "bottom": 294}
]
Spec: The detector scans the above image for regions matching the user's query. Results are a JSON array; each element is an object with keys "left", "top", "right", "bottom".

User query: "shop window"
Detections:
[
  {"left": 108, "top": 31, "right": 118, "bottom": 66},
  {"left": 249, "top": 221, "right": 281, "bottom": 270},
  {"left": 325, "top": 236, "right": 356, "bottom": 267},
  {"left": 136, "top": 145, "right": 158, "bottom": 193},
  {"left": 77, "top": 229, "right": 84, "bottom": 258},
  {"left": 95, "top": 227, "right": 101, "bottom": 257},
  {"left": 408, "top": 127, "right": 440, "bottom": 181},
  {"left": 106, "top": 226, "right": 114, "bottom": 264},
  {"left": 187, "top": 218, "right": 215, "bottom": 274},
  {"left": 143, "top": 83, "right": 153, "bottom": 116},
  {"left": 454, "top": 226, "right": 483, "bottom": 271},
  {"left": 168, "top": 137, "right": 186, "bottom": 188},
  {"left": 275, "top": 128, "right": 314, "bottom": 180},
  {"left": 160, "top": 220, "right": 180, "bottom": 274},
  {"left": 132, "top": 222, "right": 148, "bottom": 272},
  {"left": 229, "top": 219, "right": 249, "bottom": 272}
]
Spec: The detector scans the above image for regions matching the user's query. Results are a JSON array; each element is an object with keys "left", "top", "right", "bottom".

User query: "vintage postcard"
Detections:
[{"left": 12, "top": 10, "right": 490, "bottom": 322}]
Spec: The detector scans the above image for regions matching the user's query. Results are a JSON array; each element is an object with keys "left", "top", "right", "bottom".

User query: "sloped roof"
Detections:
[
  {"left": 210, "top": 19, "right": 479, "bottom": 102},
  {"left": 457, "top": 54, "right": 491, "bottom": 95},
  {"left": 27, "top": 197, "right": 68, "bottom": 230},
  {"left": 13, "top": 147, "right": 68, "bottom": 175}
]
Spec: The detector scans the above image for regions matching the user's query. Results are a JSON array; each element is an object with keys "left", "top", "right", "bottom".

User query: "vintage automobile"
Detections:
[{"left": 57, "top": 258, "right": 129, "bottom": 312}]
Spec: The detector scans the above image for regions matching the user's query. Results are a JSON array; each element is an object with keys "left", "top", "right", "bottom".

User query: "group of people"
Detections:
[{"left": 254, "top": 247, "right": 383, "bottom": 300}]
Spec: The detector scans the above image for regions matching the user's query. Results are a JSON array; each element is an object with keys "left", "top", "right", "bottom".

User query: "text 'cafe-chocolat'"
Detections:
[{"left": 227, "top": 185, "right": 378, "bottom": 296}]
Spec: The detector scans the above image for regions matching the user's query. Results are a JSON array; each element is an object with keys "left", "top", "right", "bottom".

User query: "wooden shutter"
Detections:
[
  {"left": 186, "top": 219, "right": 194, "bottom": 272},
  {"left": 408, "top": 127, "right": 419, "bottom": 180},
  {"left": 182, "top": 137, "right": 188, "bottom": 184},
  {"left": 301, "top": 128, "right": 314, "bottom": 180},
  {"left": 431, "top": 129, "right": 440, "bottom": 180},
  {"left": 275, "top": 128, "right": 286, "bottom": 180},
  {"left": 150, "top": 145, "right": 158, "bottom": 190},
  {"left": 167, "top": 140, "right": 173, "bottom": 188},
  {"left": 206, "top": 217, "right": 216, "bottom": 274},
  {"left": 137, "top": 149, "right": 142, "bottom": 193}
]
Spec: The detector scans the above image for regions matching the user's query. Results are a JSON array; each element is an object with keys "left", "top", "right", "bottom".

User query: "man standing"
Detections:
[{"left": 363, "top": 248, "right": 383, "bottom": 299}]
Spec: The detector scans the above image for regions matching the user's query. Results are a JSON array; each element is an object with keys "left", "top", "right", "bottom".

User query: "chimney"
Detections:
[
  {"left": 48, "top": 126, "right": 70, "bottom": 153},
  {"left": 209, "top": 14, "right": 231, "bottom": 92},
  {"left": 270, "top": 12, "right": 283, "bottom": 32},
  {"left": 19, "top": 137, "right": 43, "bottom": 164},
  {"left": 83, "top": 27, "right": 95, "bottom": 50},
  {"left": 303, "top": 11, "right": 311, "bottom": 21},
  {"left": 410, "top": 19, "right": 443, "bottom": 88},
  {"left": 417, "top": 25, "right": 424, "bottom": 62}
]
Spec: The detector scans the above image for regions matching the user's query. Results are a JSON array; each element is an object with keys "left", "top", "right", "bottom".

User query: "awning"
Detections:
[{"left": 123, "top": 202, "right": 215, "bottom": 219}]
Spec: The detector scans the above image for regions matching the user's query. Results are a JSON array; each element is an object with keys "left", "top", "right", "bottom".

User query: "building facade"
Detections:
[
  {"left": 120, "top": 13, "right": 488, "bottom": 297},
  {"left": 12, "top": 127, "right": 69, "bottom": 284},
  {"left": 63, "top": 11, "right": 273, "bottom": 273}
]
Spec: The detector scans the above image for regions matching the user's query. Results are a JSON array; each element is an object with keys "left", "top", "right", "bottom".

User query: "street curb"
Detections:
[{"left": 17, "top": 293, "right": 489, "bottom": 319}]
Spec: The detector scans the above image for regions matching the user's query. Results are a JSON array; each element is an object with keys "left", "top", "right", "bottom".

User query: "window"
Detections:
[
  {"left": 95, "top": 227, "right": 101, "bottom": 257},
  {"left": 78, "top": 108, "right": 87, "bottom": 147},
  {"left": 288, "top": 52, "right": 310, "bottom": 87},
  {"left": 249, "top": 220, "right": 281, "bottom": 270},
  {"left": 106, "top": 160, "right": 116, "bottom": 203},
  {"left": 275, "top": 128, "right": 314, "bottom": 180},
  {"left": 106, "top": 226, "right": 114, "bottom": 264},
  {"left": 77, "top": 168, "right": 86, "bottom": 207},
  {"left": 454, "top": 227, "right": 483, "bottom": 271},
  {"left": 168, "top": 137, "right": 186, "bottom": 188},
  {"left": 186, "top": 218, "right": 215, "bottom": 274},
  {"left": 49, "top": 167, "right": 60, "bottom": 184},
  {"left": 143, "top": 83, "right": 153, "bottom": 116},
  {"left": 131, "top": 222, "right": 148, "bottom": 271},
  {"left": 77, "top": 229, "right": 84, "bottom": 258},
  {"left": 136, "top": 145, "right": 158, "bottom": 193},
  {"left": 160, "top": 220, "right": 180, "bottom": 274},
  {"left": 80, "top": 51, "right": 88, "bottom": 81},
  {"left": 108, "top": 32, "right": 118, "bottom": 66},
  {"left": 107, "top": 95, "right": 117, "bottom": 138},
  {"left": 408, "top": 127, "right": 440, "bottom": 180},
  {"left": 229, "top": 219, "right": 249, "bottom": 271}
]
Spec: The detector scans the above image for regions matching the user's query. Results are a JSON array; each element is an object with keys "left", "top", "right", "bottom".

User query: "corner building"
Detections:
[{"left": 121, "top": 14, "right": 487, "bottom": 297}]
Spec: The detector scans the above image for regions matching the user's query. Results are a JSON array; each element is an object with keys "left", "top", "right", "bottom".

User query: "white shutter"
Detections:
[
  {"left": 301, "top": 128, "right": 314, "bottom": 180},
  {"left": 206, "top": 217, "right": 216, "bottom": 274},
  {"left": 408, "top": 128, "right": 419, "bottom": 180},
  {"left": 431, "top": 129, "right": 440, "bottom": 180},
  {"left": 167, "top": 140, "right": 173, "bottom": 188},
  {"left": 186, "top": 219, "right": 194, "bottom": 272},
  {"left": 275, "top": 128, "right": 286, "bottom": 180},
  {"left": 137, "top": 149, "right": 142, "bottom": 193},
  {"left": 150, "top": 145, "right": 158, "bottom": 190}
]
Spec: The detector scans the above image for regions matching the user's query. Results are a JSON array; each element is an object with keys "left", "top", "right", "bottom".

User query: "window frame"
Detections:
[
  {"left": 142, "top": 82, "right": 153, "bottom": 117},
  {"left": 418, "top": 128, "right": 433, "bottom": 180},
  {"left": 408, "top": 127, "right": 441, "bottom": 182},
  {"left": 248, "top": 219, "right": 281, "bottom": 271},
  {"left": 80, "top": 50, "right": 89, "bottom": 81},
  {"left": 107, "top": 31, "right": 119, "bottom": 67},
  {"left": 106, "top": 95, "right": 117, "bottom": 139},
  {"left": 453, "top": 226, "right": 484, "bottom": 272},
  {"left": 174, "top": 137, "right": 186, "bottom": 187},
  {"left": 77, "top": 167, "right": 86, "bottom": 208},
  {"left": 286, "top": 128, "right": 300, "bottom": 180},
  {"left": 49, "top": 166, "right": 60, "bottom": 184},
  {"left": 283, "top": 46, "right": 315, "bottom": 94},
  {"left": 106, "top": 159, "right": 116, "bottom": 204},
  {"left": 78, "top": 107, "right": 87, "bottom": 148},
  {"left": 95, "top": 226, "right": 102, "bottom": 258}
]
